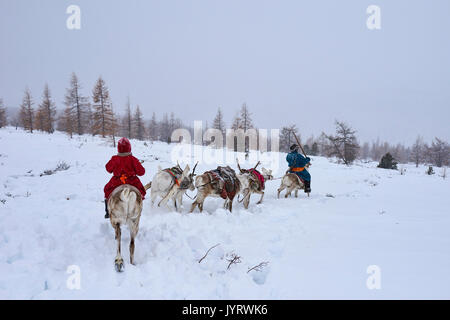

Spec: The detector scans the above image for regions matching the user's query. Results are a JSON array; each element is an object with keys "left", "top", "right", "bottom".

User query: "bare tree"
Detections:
[
  {"left": 110, "top": 103, "right": 119, "bottom": 147},
  {"left": 280, "top": 124, "right": 298, "bottom": 153},
  {"left": 410, "top": 135, "right": 424, "bottom": 167},
  {"left": 148, "top": 112, "right": 158, "bottom": 141},
  {"left": 160, "top": 112, "right": 170, "bottom": 143},
  {"left": 133, "top": 105, "right": 145, "bottom": 140},
  {"left": 0, "top": 98, "right": 7, "bottom": 128},
  {"left": 360, "top": 142, "right": 370, "bottom": 160},
  {"left": 35, "top": 107, "right": 45, "bottom": 131},
  {"left": 36, "top": 84, "right": 56, "bottom": 133},
  {"left": 64, "top": 72, "right": 89, "bottom": 135},
  {"left": 322, "top": 120, "right": 360, "bottom": 165},
  {"left": 428, "top": 137, "right": 450, "bottom": 167},
  {"left": 91, "top": 76, "right": 114, "bottom": 138},
  {"left": 123, "top": 96, "right": 133, "bottom": 139},
  {"left": 240, "top": 103, "right": 253, "bottom": 131},
  {"left": 19, "top": 88, "right": 34, "bottom": 133},
  {"left": 59, "top": 106, "right": 74, "bottom": 138},
  {"left": 231, "top": 111, "right": 242, "bottom": 130},
  {"left": 212, "top": 107, "right": 226, "bottom": 134}
]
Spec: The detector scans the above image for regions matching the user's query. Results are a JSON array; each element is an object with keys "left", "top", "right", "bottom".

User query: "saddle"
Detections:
[
  {"left": 239, "top": 168, "right": 265, "bottom": 191},
  {"left": 207, "top": 166, "right": 240, "bottom": 200},
  {"left": 164, "top": 166, "right": 183, "bottom": 186}
]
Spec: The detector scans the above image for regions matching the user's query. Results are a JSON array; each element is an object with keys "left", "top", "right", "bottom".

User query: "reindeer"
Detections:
[
  {"left": 107, "top": 184, "right": 143, "bottom": 272},
  {"left": 277, "top": 173, "right": 306, "bottom": 198},
  {"left": 190, "top": 166, "right": 247, "bottom": 213},
  {"left": 145, "top": 162, "right": 197, "bottom": 212},
  {"left": 236, "top": 159, "right": 274, "bottom": 209}
]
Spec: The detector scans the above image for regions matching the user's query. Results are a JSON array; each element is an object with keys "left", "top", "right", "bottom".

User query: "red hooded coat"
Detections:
[{"left": 104, "top": 138, "right": 146, "bottom": 200}]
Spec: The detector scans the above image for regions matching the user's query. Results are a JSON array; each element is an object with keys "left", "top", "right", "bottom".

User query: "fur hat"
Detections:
[{"left": 290, "top": 144, "right": 298, "bottom": 151}]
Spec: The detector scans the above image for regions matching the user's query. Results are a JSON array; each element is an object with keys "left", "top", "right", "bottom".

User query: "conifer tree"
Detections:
[
  {"left": 37, "top": 84, "right": 56, "bottom": 133},
  {"left": 19, "top": 88, "right": 34, "bottom": 133},
  {"left": 133, "top": 105, "right": 145, "bottom": 140},
  {"left": 64, "top": 72, "right": 89, "bottom": 135},
  {"left": 0, "top": 98, "right": 7, "bottom": 128},
  {"left": 212, "top": 107, "right": 226, "bottom": 135},
  {"left": 92, "top": 76, "right": 114, "bottom": 138}
]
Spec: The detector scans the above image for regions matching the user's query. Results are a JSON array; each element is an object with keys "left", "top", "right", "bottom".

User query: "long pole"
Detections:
[{"left": 291, "top": 131, "right": 307, "bottom": 158}]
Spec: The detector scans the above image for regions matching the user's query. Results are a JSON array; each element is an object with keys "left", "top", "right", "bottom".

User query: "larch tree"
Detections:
[
  {"left": 64, "top": 72, "right": 89, "bottom": 135},
  {"left": 148, "top": 112, "right": 158, "bottom": 141},
  {"left": 110, "top": 103, "right": 119, "bottom": 147},
  {"left": 0, "top": 98, "right": 7, "bottom": 128},
  {"left": 239, "top": 103, "right": 254, "bottom": 131},
  {"left": 123, "top": 96, "right": 132, "bottom": 139},
  {"left": 280, "top": 124, "right": 299, "bottom": 153},
  {"left": 133, "top": 105, "right": 145, "bottom": 140},
  {"left": 212, "top": 107, "right": 226, "bottom": 135},
  {"left": 35, "top": 108, "right": 45, "bottom": 131},
  {"left": 60, "top": 106, "right": 75, "bottom": 138},
  {"left": 410, "top": 135, "right": 424, "bottom": 167},
  {"left": 37, "top": 84, "right": 56, "bottom": 133},
  {"left": 160, "top": 113, "right": 170, "bottom": 143},
  {"left": 429, "top": 137, "right": 450, "bottom": 167},
  {"left": 92, "top": 76, "right": 114, "bottom": 138},
  {"left": 231, "top": 111, "right": 242, "bottom": 130},
  {"left": 19, "top": 88, "right": 35, "bottom": 133}
]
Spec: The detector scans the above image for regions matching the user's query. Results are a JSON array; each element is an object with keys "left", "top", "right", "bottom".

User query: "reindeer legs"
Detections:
[
  {"left": 113, "top": 223, "right": 124, "bottom": 272},
  {"left": 256, "top": 191, "right": 264, "bottom": 204},
  {"left": 128, "top": 219, "right": 139, "bottom": 265}
]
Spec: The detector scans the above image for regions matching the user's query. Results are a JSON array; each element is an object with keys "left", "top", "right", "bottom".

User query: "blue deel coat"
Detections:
[{"left": 286, "top": 150, "right": 311, "bottom": 181}]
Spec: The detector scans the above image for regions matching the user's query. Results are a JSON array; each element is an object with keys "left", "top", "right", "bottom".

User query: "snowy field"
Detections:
[{"left": 0, "top": 127, "right": 449, "bottom": 299}]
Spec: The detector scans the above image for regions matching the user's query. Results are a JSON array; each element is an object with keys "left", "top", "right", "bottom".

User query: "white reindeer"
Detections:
[
  {"left": 107, "top": 184, "right": 143, "bottom": 272},
  {"left": 146, "top": 162, "right": 197, "bottom": 212}
]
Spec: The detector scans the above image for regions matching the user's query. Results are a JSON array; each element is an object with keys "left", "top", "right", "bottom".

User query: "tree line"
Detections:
[
  {"left": 279, "top": 121, "right": 449, "bottom": 168},
  {"left": 0, "top": 74, "right": 448, "bottom": 167}
]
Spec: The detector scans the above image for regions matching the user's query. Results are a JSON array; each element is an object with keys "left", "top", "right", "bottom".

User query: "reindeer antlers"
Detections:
[
  {"left": 236, "top": 158, "right": 244, "bottom": 173},
  {"left": 192, "top": 161, "right": 198, "bottom": 175},
  {"left": 237, "top": 158, "right": 260, "bottom": 172}
]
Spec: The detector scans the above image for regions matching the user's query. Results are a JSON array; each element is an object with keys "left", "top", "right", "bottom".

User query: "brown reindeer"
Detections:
[
  {"left": 277, "top": 173, "right": 306, "bottom": 198},
  {"left": 107, "top": 184, "right": 143, "bottom": 272},
  {"left": 190, "top": 166, "right": 246, "bottom": 213},
  {"left": 236, "top": 159, "right": 273, "bottom": 209}
]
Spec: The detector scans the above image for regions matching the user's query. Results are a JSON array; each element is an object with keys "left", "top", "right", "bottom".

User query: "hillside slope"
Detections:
[{"left": 0, "top": 127, "right": 449, "bottom": 299}]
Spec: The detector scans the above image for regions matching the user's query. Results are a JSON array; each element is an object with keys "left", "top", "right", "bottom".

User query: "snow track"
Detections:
[{"left": 0, "top": 127, "right": 449, "bottom": 299}]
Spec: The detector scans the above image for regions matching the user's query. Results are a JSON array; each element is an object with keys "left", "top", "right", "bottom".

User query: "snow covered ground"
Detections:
[{"left": 0, "top": 127, "right": 449, "bottom": 299}]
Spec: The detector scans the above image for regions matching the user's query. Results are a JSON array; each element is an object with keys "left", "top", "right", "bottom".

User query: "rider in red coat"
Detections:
[{"left": 104, "top": 137, "right": 146, "bottom": 218}]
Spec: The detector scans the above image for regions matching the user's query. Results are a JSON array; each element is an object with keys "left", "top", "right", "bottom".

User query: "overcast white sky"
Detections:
[{"left": 1, "top": 0, "right": 449, "bottom": 145}]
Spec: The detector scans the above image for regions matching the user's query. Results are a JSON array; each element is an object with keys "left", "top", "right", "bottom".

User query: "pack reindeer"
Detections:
[
  {"left": 236, "top": 159, "right": 273, "bottom": 209},
  {"left": 190, "top": 166, "right": 247, "bottom": 213},
  {"left": 107, "top": 184, "right": 143, "bottom": 272},
  {"left": 145, "top": 162, "right": 197, "bottom": 212},
  {"left": 277, "top": 173, "right": 306, "bottom": 198}
]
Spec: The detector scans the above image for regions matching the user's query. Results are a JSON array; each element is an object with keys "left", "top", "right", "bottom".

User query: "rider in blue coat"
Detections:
[{"left": 286, "top": 144, "right": 311, "bottom": 193}]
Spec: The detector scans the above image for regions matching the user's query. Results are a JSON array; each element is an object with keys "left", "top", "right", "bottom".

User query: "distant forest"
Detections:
[{"left": 0, "top": 72, "right": 448, "bottom": 168}]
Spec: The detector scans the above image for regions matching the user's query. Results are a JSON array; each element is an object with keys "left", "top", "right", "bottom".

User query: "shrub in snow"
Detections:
[
  {"left": 40, "top": 161, "right": 70, "bottom": 176},
  {"left": 377, "top": 153, "right": 398, "bottom": 170},
  {"left": 427, "top": 166, "right": 435, "bottom": 175}
]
